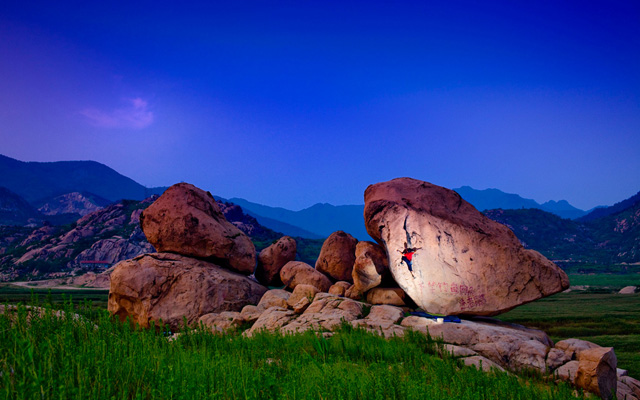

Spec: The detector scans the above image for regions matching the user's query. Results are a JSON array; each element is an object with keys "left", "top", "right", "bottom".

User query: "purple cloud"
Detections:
[{"left": 80, "top": 98, "right": 154, "bottom": 129}]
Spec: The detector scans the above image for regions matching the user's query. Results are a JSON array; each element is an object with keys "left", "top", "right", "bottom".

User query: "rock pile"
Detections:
[
  {"left": 107, "top": 179, "right": 638, "bottom": 399},
  {"left": 108, "top": 183, "right": 267, "bottom": 330}
]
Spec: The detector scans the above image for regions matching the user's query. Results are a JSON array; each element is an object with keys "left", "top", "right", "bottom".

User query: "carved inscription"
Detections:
[{"left": 424, "top": 281, "right": 487, "bottom": 310}]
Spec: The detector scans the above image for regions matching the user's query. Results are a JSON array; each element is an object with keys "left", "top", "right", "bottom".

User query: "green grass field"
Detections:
[
  {"left": 1, "top": 272, "right": 638, "bottom": 398},
  {"left": 0, "top": 302, "right": 579, "bottom": 400}
]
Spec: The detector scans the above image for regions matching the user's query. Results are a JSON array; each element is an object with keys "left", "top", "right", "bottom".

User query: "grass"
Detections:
[
  {"left": 0, "top": 285, "right": 109, "bottom": 309},
  {"left": 567, "top": 273, "right": 640, "bottom": 289},
  {"left": 0, "top": 299, "right": 581, "bottom": 400}
]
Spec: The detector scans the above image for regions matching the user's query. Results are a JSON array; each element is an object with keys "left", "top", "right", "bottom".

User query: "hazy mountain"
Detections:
[
  {"left": 0, "top": 187, "right": 42, "bottom": 226},
  {"left": 454, "top": 186, "right": 587, "bottom": 219},
  {"left": 578, "top": 190, "right": 640, "bottom": 222},
  {"left": 228, "top": 197, "right": 371, "bottom": 241},
  {"left": 0, "top": 154, "right": 166, "bottom": 204},
  {"left": 0, "top": 196, "right": 324, "bottom": 281}
]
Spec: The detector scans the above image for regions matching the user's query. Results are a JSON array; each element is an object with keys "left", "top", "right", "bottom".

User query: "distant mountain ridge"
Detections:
[
  {"left": 578, "top": 190, "right": 640, "bottom": 222},
  {"left": 0, "top": 154, "right": 166, "bottom": 204},
  {"left": 453, "top": 186, "right": 587, "bottom": 219},
  {"left": 228, "top": 197, "right": 371, "bottom": 241}
]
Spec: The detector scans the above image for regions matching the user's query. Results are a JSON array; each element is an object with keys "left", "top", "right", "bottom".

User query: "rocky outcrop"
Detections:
[
  {"left": 352, "top": 241, "right": 389, "bottom": 292},
  {"left": 108, "top": 252, "right": 267, "bottom": 331},
  {"left": 280, "top": 261, "right": 332, "bottom": 293},
  {"left": 140, "top": 183, "right": 256, "bottom": 274},
  {"left": 315, "top": 231, "right": 358, "bottom": 282},
  {"left": 38, "top": 192, "right": 107, "bottom": 216},
  {"left": 255, "top": 236, "right": 297, "bottom": 285},
  {"left": 364, "top": 178, "right": 569, "bottom": 316}
]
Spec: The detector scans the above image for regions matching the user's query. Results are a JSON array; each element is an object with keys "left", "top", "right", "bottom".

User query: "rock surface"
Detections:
[
  {"left": 140, "top": 183, "right": 256, "bottom": 274},
  {"left": 108, "top": 252, "right": 267, "bottom": 330},
  {"left": 280, "top": 261, "right": 332, "bottom": 293},
  {"left": 352, "top": 241, "right": 389, "bottom": 292},
  {"left": 315, "top": 231, "right": 358, "bottom": 282},
  {"left": 363, "top": 178, "right": 570, "bottom": 316},
  {"left": 255, "top": 236, "right": 297, "bottom": 285},
  {"left": 422, "top": 318, "right": 552, "bottom": 373}
]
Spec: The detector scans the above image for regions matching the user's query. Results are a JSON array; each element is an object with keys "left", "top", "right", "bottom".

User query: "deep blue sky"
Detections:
[{"left": 1, "top": 1, "right": 638, "bottom": 210}]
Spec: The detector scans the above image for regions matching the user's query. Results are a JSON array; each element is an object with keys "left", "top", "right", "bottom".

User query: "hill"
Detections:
[
  {"left": 0, "top": 187, "right": 42, "bottom": 226},
  {"left": 485, "top": 193, "right": 640, "bottom": 265},
  {"left": 0, "top": 154, "right": 166, "bottom": 204},
  {"left": 579, "top": 190, "right": 640, "bottom": 222},
  {"left": 0, "top": 196, "right": 323, "bottom": 281}
]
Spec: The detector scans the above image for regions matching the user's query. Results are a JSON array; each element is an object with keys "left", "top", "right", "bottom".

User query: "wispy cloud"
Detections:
[{"left": 80, "top": 98, "right": 154, "bottom": 129}]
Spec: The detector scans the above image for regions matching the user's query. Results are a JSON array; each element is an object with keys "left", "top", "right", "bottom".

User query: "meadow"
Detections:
[
  {"left": 0, "top": 300, "right": 578, "bottom": 400},
  {"left": 1, "top": 272, "right": 638, "bottom": 399}
]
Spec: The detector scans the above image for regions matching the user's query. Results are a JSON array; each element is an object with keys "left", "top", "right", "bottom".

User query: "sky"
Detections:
[{"left": 1, "top": 1, "right": 639, "bottom": 211}]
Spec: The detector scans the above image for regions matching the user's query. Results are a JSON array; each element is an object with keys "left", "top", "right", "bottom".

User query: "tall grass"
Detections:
[{"left": 0, "top": 300, "right": 581, "bottom": 400}]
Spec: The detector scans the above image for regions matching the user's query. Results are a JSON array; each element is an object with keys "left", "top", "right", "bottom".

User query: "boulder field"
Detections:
[{"left": 107, "top": 179, "right": 636, "bottom": 400}]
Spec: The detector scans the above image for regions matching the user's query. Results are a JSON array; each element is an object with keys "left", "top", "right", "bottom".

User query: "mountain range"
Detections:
[{"left": 0, "top": 154, "right": 638, "bottom": 269}]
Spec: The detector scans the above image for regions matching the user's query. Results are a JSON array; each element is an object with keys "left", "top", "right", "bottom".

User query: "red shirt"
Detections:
[{"left": 404, "top": 252, "right": 414, "bottom": 261}]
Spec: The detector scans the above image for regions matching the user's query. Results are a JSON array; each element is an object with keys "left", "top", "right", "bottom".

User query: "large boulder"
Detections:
[
  {"left": 364, "top": 178, "right": 569, "bottom": 316},
  {"left": 280, "top": 261, "right": 332, "bottom": 293},
  {"left": 255, "top": 236, "right": 297, "bottom": 285},
  {"left": 315, "top": 231, "right": 358, "bottom": 282},
  {"left": 352, "top": 241, "right": 389, "bottom": 292},
  {"left": 140, "top": 183, "right": 256, "bottom": 274},
  {"left": 108, "top": 252, "right": 267, "bottom": 331}
]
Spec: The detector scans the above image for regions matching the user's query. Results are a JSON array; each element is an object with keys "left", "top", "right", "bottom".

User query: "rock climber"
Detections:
[{"left": 399, "top": 243, "right": 420, "bottom": 277}]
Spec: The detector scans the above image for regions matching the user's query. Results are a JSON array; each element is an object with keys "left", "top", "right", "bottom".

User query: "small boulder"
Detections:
[
  {"left": 315, "top": 231, "right": 358, "bottom": 282},
  {"left": 291, "top": 297, "right": 312, "bottom": 314},
  {"left": 328, "top": 281, "right": 351, "bottom": 296},
  {"left": 255, "top": 236, "right": 297, "bottom": 285},
  {"left": 287, "top": 284, "right": 320, "bottom": 308},
  {"left": 244, "top": 307, "right": 297, "bottom": 337},
  {"left": 345, "top": 285, "right": 364, "bottom": 300},
  {"left": 199, "top": 311, "right": 240, "bottom": 333},
  {"left": 575, "top": 347, "right": 617, "bottom": 400},
  {"left": 619, "top": 286, "right": 637, "bottom": 294},
  {"left": 464, "top": 356, "right": 505, "bottom": 373},
  {"left": 352, "top": 241, "right": 389, "bottom": 292},
  {"left": 280, "top": 261, "right": 332, "bottom": 293},
  {"left": 140, "top": 183, "right": 256, "bottom": 274},
  {"left": 257, "top": 289, "right": 291, "bottom": 310},
  {"left": 108, "top": 252, "right": 267, "bottom": 331},
  {"left": 366, "top": 287, "right": 407, "bottom": 306}
]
